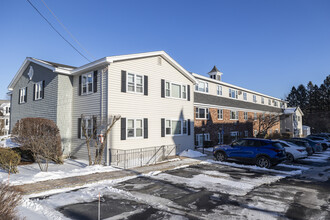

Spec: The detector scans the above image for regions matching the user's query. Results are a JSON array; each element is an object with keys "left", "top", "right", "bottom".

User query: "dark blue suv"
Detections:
[{"left": 213, "top": 138, "right": 286, "bottom": 168}]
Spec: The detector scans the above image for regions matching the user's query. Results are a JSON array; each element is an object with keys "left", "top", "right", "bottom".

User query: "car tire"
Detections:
[
  {"left": 286, "top": 153, "right": 294, "bottom": 163},
  {"left": 256, "top": 156, "right": 271, "bottom": 168},
  {"left": 215, "top": 151, "right": 226, "bottom": 162}
]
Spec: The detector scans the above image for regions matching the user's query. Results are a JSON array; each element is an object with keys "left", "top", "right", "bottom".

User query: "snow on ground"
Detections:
[
  {"left": 0, "top": 136, "right": 19, "bottom": 148},
  {"left": 276, "top": 163, "right": 311, "bottom": 170},
  {"left": 179, "top": 149, "right": 206, "bottom": 158},
  {"left": 0, "top": 159, "right": 120, "bottom": 185}
]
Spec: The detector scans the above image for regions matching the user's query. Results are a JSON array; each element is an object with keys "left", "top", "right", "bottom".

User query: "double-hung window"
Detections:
[
  {"left": 19, "top": 87, "right": 27, "bottom": 104},
  {"left": 218, "top": 109, "right": 223, "bottom": 120},
  {"left": 127, "top": 119, "right": 143, "bottom": 138},
  {"left": 217, "top": 85, "right": 222, "bottom": 96},
  {"left": 82, "top": 73, "right": 93, "bottom": 95},
  {"left": 81, "top": 117, "right": 93, "bottom": 138},
  {"left": 230, "top": 110, "right": 239, "bottom": 120},
  {"left": 172, "top": 120, "right": 182, "bottom": 135},
  {"left": 182, "top": 120, "right": 187, "bottom": 134},
  {"left": 274, "top": 100, "right": 278, "bottom": 107},
  {"left": 261, "top": 97, "right": 264, "bottom": 104},
  {"left": 165, "top": 81, "right": 187, "bottom": 99},
  {"left": 166, "top": 119, "right": 186, "bottom": 136},
  {"left": 229, "top": 88, "right": 238, "bottom": 99},
  {"left": 243, "top": 92, "right": 247, "bottom": 101},
  {"left": 127, "top": 73, "right": 143, "bottom": 93},
  {"left": 195, "top": 81, "right": 208, "bottom": 93},
  {"left": 253, "top": 95, "right": 257, "bottom": 103},
  {"left": 244, "top": 112, "right": 248, "bottom": 120},
  {"left": 34, "top": 81, "right": 43, "bottom": 100},
  {"left": 268, "top": 99, "right": 271, "bottom": 105},
  {"left": 195, "top": 107, "right": 209, "bottom": 119}
]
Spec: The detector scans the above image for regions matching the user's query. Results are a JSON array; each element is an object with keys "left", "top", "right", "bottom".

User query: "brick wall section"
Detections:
[{"left": 194, "top": 108, "right": 280, "bottom": 145}]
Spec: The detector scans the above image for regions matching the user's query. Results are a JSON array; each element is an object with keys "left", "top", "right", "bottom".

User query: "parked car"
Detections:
[
  {"left": 310, "top": 133, "right": 330, "bottom": 141},
  {"left": 306, "top": 136, "right": 329, "bottom": 150},
  {"left": 213, "top": 138, "right": 286, "bottom": 168},
  {"left": 292, "top": 138, "right": 322, "bottom": 153},
  {"left": 275, "top": 140, "right": 308, "bottom": 162},
  {"left": 284, "top": 139, "right": 313, "bottom": 156}
]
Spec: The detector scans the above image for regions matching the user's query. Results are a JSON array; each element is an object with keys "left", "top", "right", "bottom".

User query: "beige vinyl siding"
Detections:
[{"left": 107, "top": 56, "right": 194, "bottom": 153}]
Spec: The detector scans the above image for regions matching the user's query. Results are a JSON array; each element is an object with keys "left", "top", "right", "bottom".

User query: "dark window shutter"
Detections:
[
  {"left": 93, "top": 116, "right": 97, "bottom": 139},
  {"left": 79, "top": 75, "right": 82, "bottom": 95},
  {"left": 93, "top": 71, "right": 98, "bottom": 93},
  {"left": 121, "top": 71, "right": 126, "bottom": 93},
  {"left": 187, "top": 85, "right": 190, "bottom": 101},
  {"left": 24, "top": 87, "right": 27, "bottom": 102},
  {"left": 78, "top": 118, "right": 81, "bottom": 138},
  {"left": 144, "top": 118, "right": 148, "bottom": 139},
  {"left": 161, "top": 79, "right": 165, "bottom": 98},
  {"left": 41, "top": 80, "right": 45, "bottom": 99},
  {"left": 188, "top": 119, "right": 191, "bottom": 135},
  {"left": 161, "top": 118, "right": 165, "bottom": 137},
  {"left": 121, "top": 118, "right": 126, "bottom": 140},
  {"left": 33, "top": 84, "right": 36, "bottom": 101},
  {"left": 144, "top": 75, "right": 148, "bottom": 96},
  {"left": 18, "top": 89, "right": 20, "bottom": 104}
]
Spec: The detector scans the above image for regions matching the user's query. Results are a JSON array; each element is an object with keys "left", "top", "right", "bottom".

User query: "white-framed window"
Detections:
[
  {"left": 244, "top": 112, "right": 248, "bottom": 120},
  {"left": 254, "top": 112, "right": 257, "bottom": 120},
  {"left": 218, "top": 132, "right": 224, "bottom": 144},
  {"left": 253, "top": 95, "right": 257, "bottom": 103},
  {"left": 127, "top": 119, "right": 143, "bottom": 138},
  {"left": 229, "top": 88, "right": 238, "bottom": 99},
  {"left": 244, "top": 130, "right": 248, "bottom": 137},
  {"left": 127, "top": 73, "right": 143, "bottom": 94},
  {"left": 243, "top": 92, "right": 247, "bottom": 101},
  {"left": 81, "top": 117, "right": 93, "bottom": 139},
  {"left": 268, "top": 99, "right": 271, "bottom": 105},
  {"left": 34, "top": 81, "right": 43, "bottom": 100},
  {"left": 5, "top": 119, "right": 8, "bottom": 126},
  {"left": 196, "top": 133, "right": 210, "bottom": 147},
  {"left": 195, "top": 107, "right": 209, "bottom": 119},
  {"left": 218, "top": 109, "right": 223, "bottom": 120},
  {"left": 166, "top": 119, "right": 187, "bottom": 136},
  {"left": 261, "top": 97, "right": 264, "bottom": 104},
  {"left": 5, "top": 107, "right": 9, "bottom": 114},
  {"left": 230, "top": 110, "right": 239, "bottom": 120},
  {"left": 19, "top": 87, "right": 26, "bottom": 104},
  {"left": 81, "top": 72, "right": 93, "bottom": 95},
  {"left": 195, "top": 80, "right": 208, "bottom": 93},
  {"left": 217, "top": 85, "right": 222, "bottom": 96},
  {"left": 165, "top": 81, "right": 187, "bottom": 99},
  {"left": 274, "top": 100, "right": 278, "bottom": 107}
]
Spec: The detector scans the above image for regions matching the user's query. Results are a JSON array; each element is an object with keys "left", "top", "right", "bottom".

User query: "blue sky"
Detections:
[{"left": 1, "top": 0, "right": 329, "bottom": 100}]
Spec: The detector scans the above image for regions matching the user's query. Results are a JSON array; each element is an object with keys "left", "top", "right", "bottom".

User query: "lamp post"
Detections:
[{"left": 202, "top": 127, "right": 205, "bottom": 154}]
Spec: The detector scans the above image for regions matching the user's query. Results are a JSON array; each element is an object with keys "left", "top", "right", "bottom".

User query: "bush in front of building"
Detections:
[
  {"left": 0, "top": 148, "right": 21, "bottom": 174},
  {"left": 11, "top": 117, "right": 63, "bottom": 171}
]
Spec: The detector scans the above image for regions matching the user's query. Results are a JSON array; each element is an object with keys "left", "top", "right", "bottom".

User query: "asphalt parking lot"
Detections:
[{"left": 52, "top": 150, "right": 330, "bottom": 220}]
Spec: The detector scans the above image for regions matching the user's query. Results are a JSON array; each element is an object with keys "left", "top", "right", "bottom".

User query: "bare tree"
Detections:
[
  {"left": 0, "top": 183, "right": 22, "bottom": 220},
  {"left": 81, "top": 114, "right": 121, "bottom": 165},
  {"left": 0, "top": 111, "right": 4, "bottom": 136},
  {"left": 255, "top": 114, "right": 280, "bottom": 138}
]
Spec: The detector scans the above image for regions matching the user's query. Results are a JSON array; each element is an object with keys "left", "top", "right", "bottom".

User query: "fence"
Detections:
[{"left": 109, "top": 145, "right": 179, "bottom": 169}]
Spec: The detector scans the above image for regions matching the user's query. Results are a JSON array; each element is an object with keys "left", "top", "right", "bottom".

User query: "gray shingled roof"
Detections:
[
  {"left": 208, "top": 65, "right": 221, "bottom": 73},
  {"left": 29, "top": 57, "right": 76, "bottom": 69}
]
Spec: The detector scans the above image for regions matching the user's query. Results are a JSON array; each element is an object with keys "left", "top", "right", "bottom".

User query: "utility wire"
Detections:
[
  {"left": 40, "top": 0, "right": 96, "bottom": 60},
  {"left": 26, "top": 0, "right": 91, "bottom": 62}
]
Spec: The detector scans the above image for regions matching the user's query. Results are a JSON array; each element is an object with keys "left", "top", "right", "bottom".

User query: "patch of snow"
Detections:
[
  {"left": 276, "top": 164, "right": 310, "bottom": 170},
  {"left": 0, "top": 136, "right": 19, "bottom": 148},
  {"left": 179, "top": 149, "right": 206, "bottom": 158}
]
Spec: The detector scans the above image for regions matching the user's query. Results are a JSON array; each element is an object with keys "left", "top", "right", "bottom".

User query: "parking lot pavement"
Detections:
[{"left": 39, "top": 150, "right": 330, "bottom": 220}]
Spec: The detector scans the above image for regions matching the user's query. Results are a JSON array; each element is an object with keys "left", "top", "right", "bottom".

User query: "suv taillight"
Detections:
[{"left": 271, "top": 148, "right": 281, "bottom": 153}]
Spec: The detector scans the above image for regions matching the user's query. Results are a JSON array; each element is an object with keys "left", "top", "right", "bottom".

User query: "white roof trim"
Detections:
[{"left": 192, "top": 73, "right": 284, "bottom": 102}]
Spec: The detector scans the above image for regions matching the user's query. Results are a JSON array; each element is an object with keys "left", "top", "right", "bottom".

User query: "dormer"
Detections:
[{"left": 208, "top": 65, "right": 223, "bottom": 81}]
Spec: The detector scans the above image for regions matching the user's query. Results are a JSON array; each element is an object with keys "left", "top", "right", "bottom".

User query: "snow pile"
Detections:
[
  {"left": 179, "top": 149, "right": 206, "bottom": 158},
  {"left": 0, "top": 136, "right": 19, "bottom": 148},
  {"left": 0, "top": 159, "right": 119, "bottom": 185}
]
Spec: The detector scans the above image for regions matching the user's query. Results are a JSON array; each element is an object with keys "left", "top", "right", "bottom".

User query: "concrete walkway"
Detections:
[{"left": 17, "top": 157, "right": 206, "bottom": 195}]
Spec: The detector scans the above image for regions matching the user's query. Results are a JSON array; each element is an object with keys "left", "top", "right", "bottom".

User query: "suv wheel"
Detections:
[
  {"left": 256, "top": 156, "right": 271, "bottom": 168},
  {"left": 215, "top": 152, "right": 226, "bottom": 162},
  {"left": 286, "top": 153, "right": 294, "bottom": 163}
]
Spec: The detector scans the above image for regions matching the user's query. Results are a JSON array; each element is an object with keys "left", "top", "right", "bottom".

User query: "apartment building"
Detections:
[{"left": 193, "top": 66, "right": 286, "bottom": 146}]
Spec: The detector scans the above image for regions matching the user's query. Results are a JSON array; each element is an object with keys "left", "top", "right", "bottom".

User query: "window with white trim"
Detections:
[
  {"left": 243, "top": 92, "right": 247, "bottom": 100},
  {"left": 172, "top": 120, "right": 182, "bottom": 135},
  {"left": 34, "top": 81, "right": 43, "bottom": 100},
  {"left": 165, "top": 119, "right": 186, "bottom": 136},
  {"left": 165, "top": 81, "right": 187, "bottom": 99},
  {"left": 81, "top": 72, "right": 93, "bottom": 95},
  {"left": 195, "top": 80, "right": 208, "bottom": 93},
  {"left": 253, "top": 95, "right": 257, "bottom": 103},
  {"left": 5, "top": 119, "right": 8, "bottom": 126},
  {"left": 19, "top": 87, "right": 26, "bottom": 104},
  {"left": 195, "top": 107, "right": 209, "bottom": 119},
  {"left": 183, "top": 120, "right": 187, "bottom": 134},
  {"left": 218, "top": 109, "right": 223, "bottom": 120},
  {"left": 81, "top": 117, "right": 93, "bottom": 138},
  {"left": 268, "top": 99, "right": 271, "bottom": 105},
  {"left": 274, "top": 100, "right": 278, "bottom": 107},
  {"left": 127, "top": 119, "right": 143, "bottom": 138},
  {"left": 229, "top": 88, "right": 238, "bottom": 99},
  {"left": 127, "top": 73, "right": 143, "bottom": 93},
  {"left": 261, "top": 97, "right": 264, "bottom": 104},
  {"left": 244, "top": 112, "right": 248, "bottom": 120},
  {"left": 217, "top": 85, "right": 222, "bottom": 96},
  {"left": 230, "top": 110, "right": 239, "bottom": 120}
]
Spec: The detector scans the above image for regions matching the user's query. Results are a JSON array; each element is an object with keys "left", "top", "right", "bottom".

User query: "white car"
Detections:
[{"left": 276, "top": 140, "right": 308, "bottom": 162}]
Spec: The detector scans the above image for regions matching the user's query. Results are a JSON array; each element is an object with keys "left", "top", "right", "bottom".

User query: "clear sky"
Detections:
[{"left": 1, "top": 0, "right": 329, "bottom": 100}]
